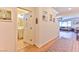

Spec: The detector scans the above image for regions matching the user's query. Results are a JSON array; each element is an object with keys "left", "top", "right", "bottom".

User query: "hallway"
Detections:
[
  {"left": 48, "top": 31, "right": 78, "bottom": 52},
  {"left": 18, "top": 31, "right": 79, "bottom": 52},
  {"left": 48, "top": 31, "right": 76, "bottom": 52},
  {"left": 1, "top": 7, "right": 79, "bottom": 52}
]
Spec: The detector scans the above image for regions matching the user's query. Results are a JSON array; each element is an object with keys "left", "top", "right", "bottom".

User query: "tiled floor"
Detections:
[{"left": 18, "top": 31, "right": 79, "bottom": 52}]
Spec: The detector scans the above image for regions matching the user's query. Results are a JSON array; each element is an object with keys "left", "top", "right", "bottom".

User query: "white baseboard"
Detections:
[{"left": 35, "top": 36, "right": 58, "bottom": 48}]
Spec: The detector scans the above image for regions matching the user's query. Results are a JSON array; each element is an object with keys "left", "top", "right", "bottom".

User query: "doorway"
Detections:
[
  {"left": 58, "top": 17, "right": 74, "bottom": 38},
  {"left": 17, "top": 8, "right": 31, "bottom": 51}
]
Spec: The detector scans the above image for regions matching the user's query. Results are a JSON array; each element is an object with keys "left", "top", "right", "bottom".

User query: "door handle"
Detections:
[{"left": 30, "top": 27, "right": 32, "bottom": 29}]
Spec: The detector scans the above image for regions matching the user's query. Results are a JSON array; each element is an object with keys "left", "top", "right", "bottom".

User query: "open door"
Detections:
[{"left": 17, "top": 7, "right": 34, "bottom": 51}]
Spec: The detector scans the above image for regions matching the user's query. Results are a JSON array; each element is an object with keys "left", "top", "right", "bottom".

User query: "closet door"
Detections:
[{"left": 24, "top": 8, "right": 34, "bottom": 45}]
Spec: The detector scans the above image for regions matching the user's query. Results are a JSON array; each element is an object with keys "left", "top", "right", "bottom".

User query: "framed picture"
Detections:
[
  {"left": 42, "top": 11, "right": 48, "bottom": 22},
  {"left": 53, "top": 18, "right": 55, "bottom": 22},
  {"left": 0, "top": 9, "right": 3, "bottom": 19},
  {"left": 49, "top": 14, "right": 52, "bottom": 21},
  {"left": 0, "top": 8, "right": 11, "bottom": 21}
]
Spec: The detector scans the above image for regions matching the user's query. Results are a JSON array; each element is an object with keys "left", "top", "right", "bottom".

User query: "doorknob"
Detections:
[{"left": 30, "top": 27, "right": 32, "bottom": 29}]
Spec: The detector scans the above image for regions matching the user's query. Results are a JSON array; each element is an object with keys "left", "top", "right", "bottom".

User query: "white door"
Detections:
[
  {"left": 24, "top": 12, "right": 33, "bottom": 45},
  {"left": 24, "top": 19, "right": 33, "bottom": 44},
  {"left": 17, "top": 8, "right": 34, "bottom": 50}
]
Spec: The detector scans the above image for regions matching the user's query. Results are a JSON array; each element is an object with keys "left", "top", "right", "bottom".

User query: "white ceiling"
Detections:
[{"left": 53, "top": 7, "right": 79, "bottom": 16}]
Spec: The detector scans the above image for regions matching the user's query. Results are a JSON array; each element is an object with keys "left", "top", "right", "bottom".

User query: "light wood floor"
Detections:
[
  {"left": 17, "top": 38, "right": 57, "bottom": 52},
  {"left": 48, "top": 31, "right": 79, "bottom": 52},
  {"left": 17, "top": 31, "right": 79, "bottom": 52}
]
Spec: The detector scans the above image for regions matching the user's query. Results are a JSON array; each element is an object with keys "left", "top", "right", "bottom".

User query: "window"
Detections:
[
  {"left": 62, "top": 22, "right": 68, "bottom": 27},
  {"left": 59, "top": 21, "right": 71, "bottom": 27},
  {"left": 59, "top": 22, "right": 62, "bottom": 26},
  {"left": 68, "top": 21, "right": 71, "bottom": 27}
]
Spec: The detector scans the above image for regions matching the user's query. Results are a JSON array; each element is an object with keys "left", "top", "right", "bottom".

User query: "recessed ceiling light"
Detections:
[{"left": 68, "top": 8, "right": 72, "bottom": 11}]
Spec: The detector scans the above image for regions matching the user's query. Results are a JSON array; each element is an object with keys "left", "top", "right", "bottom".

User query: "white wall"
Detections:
[
  {"left": 0, "top": 8, "right": 16, "bottom": 51},
  {"left": 35, "top": 8, "right": 59, "bottom": 47},
  {"left": 0, "top": 7, "right": 59, "bottom": 51}
]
